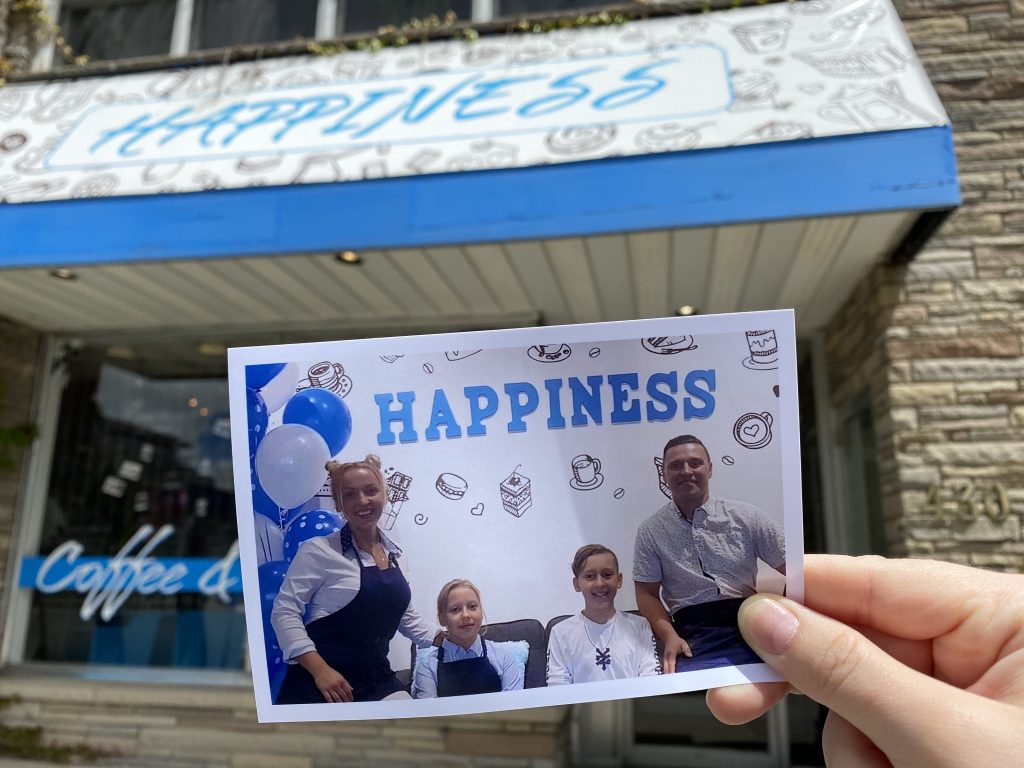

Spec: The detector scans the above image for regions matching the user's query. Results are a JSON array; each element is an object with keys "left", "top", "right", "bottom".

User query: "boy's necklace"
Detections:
[{"left": 582, "top": 613, "right": 616, "bottom": 671}]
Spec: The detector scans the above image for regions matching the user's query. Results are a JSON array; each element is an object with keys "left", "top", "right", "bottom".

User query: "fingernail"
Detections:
[{"left": 742, "top": 597, "right": 799, "bottom": 655}]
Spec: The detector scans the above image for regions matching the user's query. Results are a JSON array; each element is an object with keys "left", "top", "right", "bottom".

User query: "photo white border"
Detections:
[{"left": 228, "top": 309, "right": 803, "bottom": 723}]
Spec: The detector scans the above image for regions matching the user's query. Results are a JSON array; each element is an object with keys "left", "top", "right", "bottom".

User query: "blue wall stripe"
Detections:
[{"left": 0, "top": 126, "right": 959, "bottom": 269}]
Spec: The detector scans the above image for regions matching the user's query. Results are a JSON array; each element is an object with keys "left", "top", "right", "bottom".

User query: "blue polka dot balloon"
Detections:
[
  {"left": 282, "top": 510, "right": 343, "bottom": 562},
  {"left": 246, "top": 388, "right": 268, "bottom": 460}
]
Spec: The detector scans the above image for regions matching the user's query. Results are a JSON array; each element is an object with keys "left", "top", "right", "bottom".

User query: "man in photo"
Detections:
[{"left": 633, "top": 434, "right": 786, "bottom": 673}]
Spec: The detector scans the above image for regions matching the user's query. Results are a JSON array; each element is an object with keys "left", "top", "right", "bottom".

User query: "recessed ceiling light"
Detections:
[
  {"left": 198, "top": 343, "right": 226, "bottom": 356},
  {"left": 50, "top": 268, "right": 77, "bottom": 280},
  {"left": 676, "top": 305, "right": 698, "bottom": 317},
  {"left": 335, "top": 250, "right": 362, "bottom": 265},
  {"left": 105, "top": 346, "right": 135, "bottom": 360}
]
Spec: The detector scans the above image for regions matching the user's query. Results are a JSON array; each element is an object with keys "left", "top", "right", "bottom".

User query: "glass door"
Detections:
[{"left": 627, "top": 693, "right": 783, "bottom": 768}]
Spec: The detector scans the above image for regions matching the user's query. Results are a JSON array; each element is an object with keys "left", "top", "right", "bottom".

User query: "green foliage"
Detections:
[
  {"left": 0, "top": 696, "right": 109, "bottom": 763},
  {"left": 0, "top": 383, "right": 36, "bottom": 475}
]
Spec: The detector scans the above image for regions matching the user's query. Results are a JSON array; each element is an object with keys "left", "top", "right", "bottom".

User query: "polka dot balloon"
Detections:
[{"left": 282, "top": 510, "right": 344, "bottom": 562}]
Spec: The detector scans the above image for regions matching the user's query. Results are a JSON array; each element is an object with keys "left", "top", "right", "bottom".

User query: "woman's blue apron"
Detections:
[
  {"left": 275, "top": 547, "right": 410, "bottom": 704},
  {"left": 436, "top": 639, "right": 502, "bottom": 698},
  {"left": 671, "top": 597, "right": 761, "bottom": 671}
]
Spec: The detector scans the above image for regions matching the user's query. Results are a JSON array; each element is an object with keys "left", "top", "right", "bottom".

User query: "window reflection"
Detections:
[
  {"left": 60, "top": 0, "right": 175, "bottom": 63},
  {"left": 25, "top": 346, "right": 244, "bottom": 669},
  {"left": 341, "top": 0, "right": 472, "bottom": 34},
  {"left": 498, "top": 0, "right": 600, "bottom": 16},
  {"left": 634, "top": 692, "right": 769, "bottom": 751},
  {"left": 192, "top": 0, "right": 318, "bottom": 50}
]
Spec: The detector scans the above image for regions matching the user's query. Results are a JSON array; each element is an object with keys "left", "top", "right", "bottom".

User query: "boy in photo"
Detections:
[{"left": 546, "top": 545, "right": 660, "bottom": 685}]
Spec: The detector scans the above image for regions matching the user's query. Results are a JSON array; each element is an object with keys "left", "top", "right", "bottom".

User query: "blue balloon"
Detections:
[
  {"left": 258, "top": 560, "right": 289, "bottom": 701},
  {"left": 283, "top": 510, "right": 343, "bottom": 563},
  {"left": 246, "top": 363, "right": 286, "bottom": 391},
  {"left": 250, "top": 465, "right": 281, "bottom": 524},
  {"left": 282, "top": 388, "right": 352, "bottom": 457},
  {"left": 247, "top": 389, "right": 269, "bottom": 459},
  {"left": 282, "top": 504, "right": 308, "bottom": 530}
]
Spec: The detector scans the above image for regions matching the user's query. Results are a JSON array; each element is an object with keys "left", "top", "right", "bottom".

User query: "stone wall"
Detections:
[
  {"left": 0, "top": 316, "right": 42, "bottom": 631},
  {"left": 823, "top": 0, "right": 1024, "bottom": 570},
  {"left": 0, "top": 676, "right": 569, "bottom": 768}
]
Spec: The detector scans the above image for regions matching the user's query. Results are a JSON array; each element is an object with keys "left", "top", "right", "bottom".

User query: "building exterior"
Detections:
[{"left": 0, "top": 0, "right": 1017, "bottom": 765}]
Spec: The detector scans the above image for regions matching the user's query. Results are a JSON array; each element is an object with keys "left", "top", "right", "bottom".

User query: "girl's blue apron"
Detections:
[
  {"left": 275, "top": 546, "right": 410, "bottom": 704},
  {"left": 670, "top": 597, "right": 761, "bottom": 671},
  {"left": 435, "top": 639, "right": 502, "bottom": 697}
]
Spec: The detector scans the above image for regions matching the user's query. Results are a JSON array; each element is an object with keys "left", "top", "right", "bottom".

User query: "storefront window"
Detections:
[
  {"left": 634, "top": 692, "right": 770, "bottom": 753},
  {"left": 191, "top": 0, "right": 318, "bottom": 51},
  {"left": 340, "top": 0, "right": 472, "bottom": 34},
  {"left": 22, "top": 344, "right": 244, "bottom": 669},
  {"left": 497, "top": 0, "right": 598, "bottom": 15},
  {"left": 60, "top": 0, "right": 176, "bottom": 63}
]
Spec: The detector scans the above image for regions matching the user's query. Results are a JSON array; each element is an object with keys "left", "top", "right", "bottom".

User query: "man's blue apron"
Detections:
[{"left": 671, "top": 597, "right": 761, "bottom": 671}]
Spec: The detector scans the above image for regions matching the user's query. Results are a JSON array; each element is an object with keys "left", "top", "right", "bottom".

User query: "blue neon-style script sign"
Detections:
[
  {"left": 18, "top": 525, "right": 242, "bottom": 621},
  {"left": 46, "top": 46, "right": 733, "bottom": 170}
]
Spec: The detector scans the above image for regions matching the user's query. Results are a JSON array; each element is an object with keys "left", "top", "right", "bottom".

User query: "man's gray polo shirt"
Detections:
[{"left": 632, "top": 495, "right": 785, "bottom": 615}]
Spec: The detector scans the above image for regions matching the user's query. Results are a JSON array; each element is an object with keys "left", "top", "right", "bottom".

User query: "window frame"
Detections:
[
  {"left": 0, "top": 335, "right": 252, "bottom": 683},
  {"left": 36, "top": 0, "right": 504, "bottom": 71}
]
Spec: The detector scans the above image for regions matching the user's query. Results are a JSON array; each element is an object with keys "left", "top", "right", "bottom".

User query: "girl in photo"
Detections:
[
  {"left": 412, "top": 579, "right": 525, "bottom": 698},
  {"left": 547, "top": 544, "right": 660, "bottom": 685}
]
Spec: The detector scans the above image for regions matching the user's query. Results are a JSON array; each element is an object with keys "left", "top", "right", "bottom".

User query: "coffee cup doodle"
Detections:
[
  {"left": 733, "top": 412, "right": 774, "bottom": 449},
  {"left": 570, "top": 454, "right": 604, "bottom": 490},
  {"left": 296, "top": 361, "right": 353, "bottom": 397}
]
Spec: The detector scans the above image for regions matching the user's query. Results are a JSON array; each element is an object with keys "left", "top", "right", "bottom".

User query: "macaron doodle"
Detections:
[
  {"left": 527, "top": 344, "right": 571, "bottom": 363},
  {"left": 435, "top": 472, "right": 468, "bottom": 500},
  {"left": 641, "top": 336, "right": 698, "bottom": 355}
]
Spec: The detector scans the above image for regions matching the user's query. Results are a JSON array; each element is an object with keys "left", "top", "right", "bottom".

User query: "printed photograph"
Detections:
[{"left": 229, "top": 310, "right": 803, "bottom": 722}]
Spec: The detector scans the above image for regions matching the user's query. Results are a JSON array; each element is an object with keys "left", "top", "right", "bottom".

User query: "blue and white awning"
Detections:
[{"left": 0, "top": 0, "right": 958, "bottom": 333}]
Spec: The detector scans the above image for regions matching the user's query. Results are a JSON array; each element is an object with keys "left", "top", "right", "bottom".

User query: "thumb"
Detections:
[{"left": 737, "top": 594, "right": 977, "bottom": 765}]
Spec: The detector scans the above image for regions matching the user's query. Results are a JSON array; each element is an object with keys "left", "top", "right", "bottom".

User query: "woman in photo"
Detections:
[
  {"left": 412, "top": 579, "right": 524, "bottom": 698},
  {"left": 547, "top": 544, "right": 660, "bottom": 685},
  {"left": 271, "top": 454, "right": 436, "bottom": 704}
]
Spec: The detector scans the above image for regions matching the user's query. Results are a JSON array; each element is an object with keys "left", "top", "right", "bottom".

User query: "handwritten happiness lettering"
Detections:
[{"left": 47, "top": 46, "right": 732, "bottom": 168}]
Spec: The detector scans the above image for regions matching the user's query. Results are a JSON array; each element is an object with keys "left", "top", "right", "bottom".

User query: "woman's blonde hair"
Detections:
[
  {"left": 436, "top": 579, "right": 484, "bottom": 628},
  {"left": 325, "top": 454, "right": 386, "bottom": 512}
]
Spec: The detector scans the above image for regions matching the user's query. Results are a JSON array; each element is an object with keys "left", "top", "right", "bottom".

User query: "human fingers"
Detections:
[
  {"left": 806, "top": 556, "right": 1024, "bottom": 689},
  {"left": 662, "top": 646, "right": 676, "bottom": 674},
  {"left": 337, "top": 675, "right": 354, "bottom": 703},
  {"left": 821, "top": 711, "right": 891, "bottom": 768},
  {"left": 678, "top": 636, "right": 693, "bottom": 659},
  {"left": 706, "top": 681, "right": 792, "bottom": 725},
  {"left": 319, "top": 685, "right": 340, "bottom": 703},
  {"left": 738, "top": 594, "right": 996, "bottom": 765},
  {"left": 804, "top": 555, "right": 1018, "bottom": 642},
  {"left": 968, "top": 646, "right": 1024, "bottom": 706}
]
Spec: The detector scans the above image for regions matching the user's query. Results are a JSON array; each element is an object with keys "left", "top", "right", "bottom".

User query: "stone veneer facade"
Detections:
[
  {"left": 0, "top": 317, "right": 41, "bottom": 642},
  {"left": 822, "top": 0, "right": 1024, "bottom": 572}
]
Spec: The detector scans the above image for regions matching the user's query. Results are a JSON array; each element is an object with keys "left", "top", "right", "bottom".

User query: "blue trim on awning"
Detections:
[{"left": 0, "top": 126, "right": 959, "bottom": 269}]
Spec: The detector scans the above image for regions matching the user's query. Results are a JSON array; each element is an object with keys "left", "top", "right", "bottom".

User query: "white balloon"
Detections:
[
  {"left": 259, "top": 362, "right": 301, "bottom": 414},
  {"left": 254, "top": 515, "right": 283, "bottom": 565},
  {"left": 255, "top": 424, "right": 331, "bottom": 510}
]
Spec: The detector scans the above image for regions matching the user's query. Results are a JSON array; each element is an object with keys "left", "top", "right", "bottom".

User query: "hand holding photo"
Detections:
[{"left": 229, "top": 310, "right": 803, "bottom": 723}]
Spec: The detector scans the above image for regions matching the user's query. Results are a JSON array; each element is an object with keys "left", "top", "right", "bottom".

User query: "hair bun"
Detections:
[
  {"left": 325, "top": 459, "right": 344, "bottom": 473},
  {"left": 364, "top": 454, "right": 382, "bottom": 469}
]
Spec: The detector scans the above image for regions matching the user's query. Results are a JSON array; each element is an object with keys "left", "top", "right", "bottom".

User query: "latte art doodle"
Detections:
[
  {"left": 545, "top": 125, "right": 617, "bottom": 155},
  {"left": 733, "top": 412, "right": 774, "bottom": 449}
]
